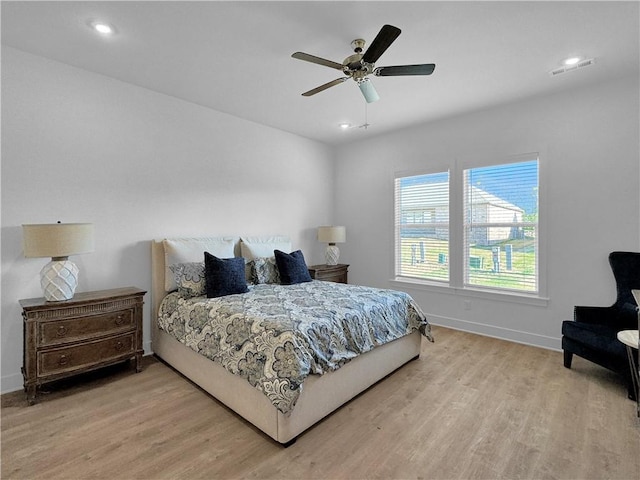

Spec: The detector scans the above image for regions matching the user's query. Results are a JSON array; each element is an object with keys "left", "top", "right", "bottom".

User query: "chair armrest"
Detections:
[
  {"left": 573, "top": 305, "right": 617, "bottom": 324},
  {"left": 618, "top": 302, "right": 640, "bottom": 329}
]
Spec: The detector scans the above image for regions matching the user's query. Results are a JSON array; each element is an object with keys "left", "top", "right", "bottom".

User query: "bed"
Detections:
[{"left": 151, "top": 236, "right": 432, "bottom": 445}]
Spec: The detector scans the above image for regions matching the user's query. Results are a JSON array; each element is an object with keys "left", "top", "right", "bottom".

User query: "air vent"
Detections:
[{"left": 549, "top": 58, "right": 596, "bottom": 76}]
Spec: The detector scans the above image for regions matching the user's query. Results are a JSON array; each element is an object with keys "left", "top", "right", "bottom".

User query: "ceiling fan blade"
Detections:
[
  {"left": 374, "top": 64, "right": 436, "bottom": 76},
  {"left": 292, "top": 52, "right": 344, "bottom": 70},
  {"left": 302, "top": 77, "right": 348, "bottom": 97},
  {"left": 361, "top": 24, "right": 401, "bottom": 64}
]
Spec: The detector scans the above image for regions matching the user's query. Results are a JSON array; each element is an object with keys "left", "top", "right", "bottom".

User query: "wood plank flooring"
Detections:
[{"left": 2, "top": 326, "right": 639, "bottom": 479}]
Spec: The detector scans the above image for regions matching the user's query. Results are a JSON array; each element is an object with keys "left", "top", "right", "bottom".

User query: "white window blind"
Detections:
[
  {"left": 394, "top": 171, "right": 450, "bottom": 282},
  {"left": 394, "top": 155, "right": 541, "bottom": 297},
  {"left": 463, "top": 159, "right": 539, "bottom": 293}
]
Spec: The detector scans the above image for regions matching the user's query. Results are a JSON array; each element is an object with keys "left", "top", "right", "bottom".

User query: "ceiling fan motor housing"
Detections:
[
  {"left": 343, "top": 41, "right": 374, "bottom": 78},
  {"left": 344, "top": 55, "right": 373, "bottom": 77}
]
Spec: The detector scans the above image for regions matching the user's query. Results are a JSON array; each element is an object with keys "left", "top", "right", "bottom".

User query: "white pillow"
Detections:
[
  {"left": 240, "top": 235, "right": 291, "bottom": 261},
  {"left": 163, "top": 237, "right": 237, "bottom": 291}
]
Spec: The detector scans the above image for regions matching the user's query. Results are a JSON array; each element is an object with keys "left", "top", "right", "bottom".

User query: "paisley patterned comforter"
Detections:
[{"left": 158, "top": 280, "right": 432, "bottom": 414}]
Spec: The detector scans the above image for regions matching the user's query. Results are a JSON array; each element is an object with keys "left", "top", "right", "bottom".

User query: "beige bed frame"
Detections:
[{"left": 151, "top": 239, "right": 422, "bottom": 445}]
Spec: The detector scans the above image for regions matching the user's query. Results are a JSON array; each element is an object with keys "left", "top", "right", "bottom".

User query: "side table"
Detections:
[
  {"left": 21, "top": 287, "right": 146, "bottom": 404},
  {"left": 308, "top": 264, "right": 349, "bottom": 284},
  {"left": 617, "top": 329, "right": 639, "bottom": 417}
]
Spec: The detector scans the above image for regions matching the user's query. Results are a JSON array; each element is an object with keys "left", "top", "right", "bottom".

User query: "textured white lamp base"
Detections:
[
  {"left": 40, "top": 259, "right": 79, "bottom": 301},
  {"left": 325, "top": 245, "right": 340, "bottom": 266}
]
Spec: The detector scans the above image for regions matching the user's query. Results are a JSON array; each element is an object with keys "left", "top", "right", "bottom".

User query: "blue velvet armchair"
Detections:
[{"left": 561, "top": 251, "right": 640, "bottom": 400}]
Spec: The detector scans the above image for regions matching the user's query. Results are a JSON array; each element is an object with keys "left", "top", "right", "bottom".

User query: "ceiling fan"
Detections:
[{"left": 292, "top": 24, "right": 435, "bottom": 103}]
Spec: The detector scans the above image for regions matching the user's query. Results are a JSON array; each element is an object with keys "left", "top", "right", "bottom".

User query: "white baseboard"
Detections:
[
  {"left": 428, "top": 313, "right": 562, "bottom": 351},
  {"left": 1, "top": 373, "right": 23, "bottom": 395}
]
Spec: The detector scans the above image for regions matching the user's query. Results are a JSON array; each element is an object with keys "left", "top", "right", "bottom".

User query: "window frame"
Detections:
[
  {"left": 393, "top": 167, "right": 451, "bottom": 284},
  {"left": 392, "top": 152, "right": 547, "bottom": 305},
  {"left": 462, "top": 159, "right": 540, "bottom": 294},
  {"left": 394, "top": 166, "right": 451, "bottom": 285}
]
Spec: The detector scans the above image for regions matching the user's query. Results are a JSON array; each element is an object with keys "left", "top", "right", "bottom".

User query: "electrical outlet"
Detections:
[{"left": 464, "top": 300, "right": 471, "bottom": 310}]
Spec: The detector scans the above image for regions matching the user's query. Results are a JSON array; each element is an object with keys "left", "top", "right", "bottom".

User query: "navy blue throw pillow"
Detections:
[
  {"left": 274, "top": 249, "right": 312, "bottom": 285},
  {"left": 204, "top": 252, "right": 249, "bottom": 298}
]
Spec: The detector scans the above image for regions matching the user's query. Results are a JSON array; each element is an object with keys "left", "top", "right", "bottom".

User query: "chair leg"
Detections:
[
  {"left": 563, "top": 350, "right": 573, "bottom": 368},
  {"left": 627, "top": 382, "right": 637, "bottom": 401}
]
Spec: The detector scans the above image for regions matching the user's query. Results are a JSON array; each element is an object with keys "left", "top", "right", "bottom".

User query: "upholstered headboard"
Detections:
[
  {"left": 150, "top": 236, "right": 292, "bottom": 349},
  {"left": 150, "top": 239, "right": 167, "bottom": 349}
]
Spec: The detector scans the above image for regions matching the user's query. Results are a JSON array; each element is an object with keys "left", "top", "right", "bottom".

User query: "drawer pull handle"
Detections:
[
  {"left": 115, "top": 341, "right": 124, "bottom": 351},
  {"left": 56, "top": 326, "right": 67, "bottom": 337},
  {"left": 115, "top": 315, "right": 125, "bottom": 325},
  {"left": 58, "top": 354, "right": 69, "bottom": 366}
]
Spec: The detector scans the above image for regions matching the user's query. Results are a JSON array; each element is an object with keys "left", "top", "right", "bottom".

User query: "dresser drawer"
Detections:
[
  {"left": 38, "top": 310, "right": 134, "bottom": 346},
  {"left": 308, "top": 264, "right": 349, "bottom": 284},
  {"left": 315, "top": 270, "right": 348, "bottom": 283},
  {"left": 38, "top": 333, "right": 135, "bottom": 377}
]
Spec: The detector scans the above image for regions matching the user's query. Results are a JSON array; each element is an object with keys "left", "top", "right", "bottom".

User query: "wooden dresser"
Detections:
[
  {"left": 20, "top": 287, "right": 146, "bottom": 404},
  {"left": 308, "top": 264, "right": 349, "bottom": 284}
]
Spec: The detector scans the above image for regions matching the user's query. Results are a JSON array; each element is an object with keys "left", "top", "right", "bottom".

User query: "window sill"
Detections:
[{"left": 389, "top": 277, "right": 549, "bottom": 307}]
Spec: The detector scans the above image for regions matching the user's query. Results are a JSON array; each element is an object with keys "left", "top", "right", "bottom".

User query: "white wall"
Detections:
[
  {"left": 1, "top": 47, "right": 335, "bottom": 393},
  {"left": 334, "top": 75, "right": 640, "bottom": 350}
]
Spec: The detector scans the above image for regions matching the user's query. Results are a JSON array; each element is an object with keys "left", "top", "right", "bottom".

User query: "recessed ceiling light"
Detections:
[
  {"left": 549, "top": 57, "right": 595, "bottom": 76},
  {"left": 563, "top": 56, "right": 582, "bottom": 66},
  {"left": 90, "top": 21, "right": 115, "bottom": 35},
  {"left": 339, "top": 123, "right": 351, "bottom": 129}
]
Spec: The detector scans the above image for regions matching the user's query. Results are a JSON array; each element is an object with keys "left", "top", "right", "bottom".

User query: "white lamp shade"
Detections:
[
  {"left": 23, "top": 223, "right": 94, "bottom": 258},
  {"left": 317, "top": 226, "right": 346, "bottom": 244}
]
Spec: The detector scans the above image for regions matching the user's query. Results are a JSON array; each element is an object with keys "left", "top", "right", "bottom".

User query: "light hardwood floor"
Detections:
[{"left": 2, "top": 326, "right": 638, "bottom": 479}]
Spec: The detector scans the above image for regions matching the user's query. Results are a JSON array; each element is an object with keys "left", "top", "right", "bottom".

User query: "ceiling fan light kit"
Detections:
[
  {"left": 357, "top": 78, "right": 379, "bottom": 103},
  {"left": 292, "top": 24, "right": 435, "bottom": 103}
]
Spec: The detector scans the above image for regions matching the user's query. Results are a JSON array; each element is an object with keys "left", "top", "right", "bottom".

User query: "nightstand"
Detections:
[
  {"left": 308, "top": 264, "right": 349, "bottom": 284},
  {"left": 20, "top": 287, "right": 146, "bottom": 405}
]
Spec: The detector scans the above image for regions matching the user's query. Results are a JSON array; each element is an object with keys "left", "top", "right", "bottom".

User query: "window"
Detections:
[
  {"left": 464, "top": 160, "right": 539, "bottom": 293},
  {"left": 395, "top": 171, "right": 449, "bottom": 282},
  {"left": 395, "top": 156, "right": 540, "bottom": 296}
]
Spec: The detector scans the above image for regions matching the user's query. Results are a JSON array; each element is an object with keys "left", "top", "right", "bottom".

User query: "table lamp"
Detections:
[
  {"left": 317, "top": 226, "right": 346, "bottom": 265},
  {"left": 23, "top": 223, "right": 95, "bottom": 301}
]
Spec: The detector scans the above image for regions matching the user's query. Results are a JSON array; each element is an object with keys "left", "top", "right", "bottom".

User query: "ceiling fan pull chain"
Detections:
[
  {"left": 358, "top": 102, "right": 370, "bottom": 130},
  {"left": 364, "top": 103, "right": 368, "bottom": 129}
]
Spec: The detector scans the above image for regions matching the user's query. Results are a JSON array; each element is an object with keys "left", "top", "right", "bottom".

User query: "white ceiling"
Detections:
[{"left": 2, "top": 1, "right": 638, "bottom": 146}]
